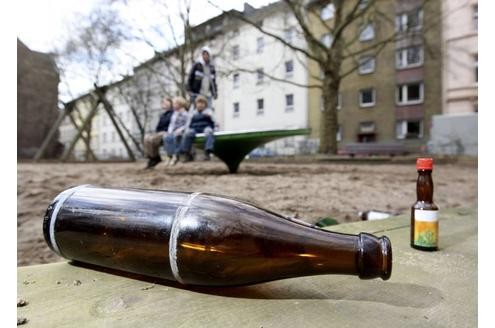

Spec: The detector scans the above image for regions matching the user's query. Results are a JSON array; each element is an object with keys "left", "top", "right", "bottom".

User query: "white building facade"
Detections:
[
  {"left": 59, "top": 2, "right": 313, "bottom": 159},
  {"left": 442, "top": 0, "right": 478, "bottom": 114}
]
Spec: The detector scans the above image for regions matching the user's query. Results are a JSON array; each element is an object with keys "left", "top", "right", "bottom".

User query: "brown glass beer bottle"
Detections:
[
  {"left": 43, "top": 185, "right": 392, "bottom": 286},
  {"left": 411, "top": 158, "right": 439, "bottom": 251}
]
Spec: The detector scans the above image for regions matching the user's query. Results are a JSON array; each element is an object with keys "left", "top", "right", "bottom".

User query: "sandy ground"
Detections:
[{"left": 17, "top": 159, "right": 477, "bottom": 266}]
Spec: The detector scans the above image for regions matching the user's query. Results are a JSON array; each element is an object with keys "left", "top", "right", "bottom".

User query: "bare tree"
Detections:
[
  {"left": 55, "top": 4, "right": 140, "bottom": 160},
  {"left": 210, "top": 0, "right": 440, "bottom": 154}
]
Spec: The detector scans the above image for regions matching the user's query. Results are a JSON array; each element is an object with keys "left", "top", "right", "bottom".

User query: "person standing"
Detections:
[
  {"left": 187, "top": 46, "right": 218, "bottom": 109},
  {"left": 143, "top": 97, "right": 173, "bottom": 169}
]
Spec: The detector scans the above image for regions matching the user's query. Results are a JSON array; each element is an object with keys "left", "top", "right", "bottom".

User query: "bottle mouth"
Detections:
[{"left": 357, "top": 233, "right": 393, "bottom": 280}]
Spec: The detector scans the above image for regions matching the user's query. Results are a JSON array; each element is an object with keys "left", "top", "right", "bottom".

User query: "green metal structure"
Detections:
[{"left": 194, "top": 128, "right": 310, "bottom": 173}]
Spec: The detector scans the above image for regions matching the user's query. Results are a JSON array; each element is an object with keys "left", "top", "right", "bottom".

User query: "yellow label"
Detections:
[{"left": 413, "top": 210, "right": 438, "bottom": 248}]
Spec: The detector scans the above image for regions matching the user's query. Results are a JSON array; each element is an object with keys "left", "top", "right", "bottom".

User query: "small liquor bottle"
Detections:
[{"left": 411, "top": 158, "right": 439, "bottom": 251}]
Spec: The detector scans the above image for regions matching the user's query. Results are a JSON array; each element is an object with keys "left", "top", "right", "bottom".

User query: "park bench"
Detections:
[
  {"left": 340, "top": 142, "right": 409, "bottom": 157},
  {"left": 193, "top": 128, "right": 310, "bottom": 173}
]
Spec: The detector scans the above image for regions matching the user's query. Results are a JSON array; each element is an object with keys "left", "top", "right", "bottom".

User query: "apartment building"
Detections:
[
  {"left": 307, "top": 0, "right": 442, "bottom": 152},
  {"left": 214, "top": 2, "right": 310, "bottom": 154},
  {"left": 59, "top": 2, "right": 312, "bottom": 159},
  {"left": 442, "top": 0, "right": 478, "bottom": 114}
]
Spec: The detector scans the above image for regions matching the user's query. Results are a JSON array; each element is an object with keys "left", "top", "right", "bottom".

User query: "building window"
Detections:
[
  {"left": 233, "top": 102, "right": 240, "bottom": 118},
  {"left": 396, "top": 46, "right": 423, "bottom": 69},
  {"left": 233, "top": 73, "right": 240, "bottom": 89},
  {"left": 256, "top": 37, "right": 264, "bottom": 54},
  {"left": 358, "top": 56, "right": 375, "bottom": 74},
  {"left": 257, "top": 98, "right": 264, "bottom": 115},
  {"left": 111, "top": 132, "right": 116, "bottom": 142},
  {"left": 321, "top": 33, "right": 333, "bottom": 48},
  {"left": 285, "top": 94, "right": 294, "bottom": 111},
  {"left": 256, "top": 68, "right": 264, "bottom": 84},
  {"left": 284, "top": 27, "right": 294, "bottom": 43},
  {"left": 396, "top": 8, "right": 423, "bottom": 32},
  {"left": 102, "top": 149, "right": 107, "bottom": 157},
  {"left": 359, "top": 24, "right": 374, "bottom": 41},
  {"left": 232, "top": 28, "right": 240, "bottom": 37},
  {"left": 321, "top": 3, "right": 335, "bottom": 21},
  {"left": 359, "top": 121, "right": 376, "bottom": 142},
  {"left": 396, "top": 120, "right": 423, "bottom": 139},
  {"left": 102, "top": 132, "right": 107, "bottom": 143},
  {"left": 232, "top": 45, "right": 240, "bottom": 60},
  {"left": 396, "top": 82, "right": 424, "bottom": 105},
  {"left": 474, "top": 54, "right": 478, "bottom": 83},
  {"left": 337, "top": 125, "right": 342, "bottom": 142},
  {"left": 473, "top": 4, "right": 478, "bottom": 31},
  {"left": 285, "top": 60, "right": 294, "bottom": 77},
  {"left": 359, "top": 88, "right": 375, "bottom": 107}
]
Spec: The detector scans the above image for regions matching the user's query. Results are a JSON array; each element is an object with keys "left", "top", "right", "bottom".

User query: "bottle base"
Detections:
[{"left": 410, "top": 244, "right": 438, "bottom": 252}]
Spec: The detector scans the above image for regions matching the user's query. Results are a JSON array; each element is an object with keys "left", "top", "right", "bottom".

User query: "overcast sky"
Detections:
[{"left": 16, "top": 0, "right": 275, "bottom": 99}]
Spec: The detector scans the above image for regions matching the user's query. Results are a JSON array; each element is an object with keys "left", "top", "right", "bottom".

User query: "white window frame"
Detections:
[
  {"left": 359, "top": 0, "right": 369, "bottom": 9},
  {"left": 336, "top": 125, "right": 342, "bottom": 142},
  {"left": 320, "top": 3, "right": 335, "bottom": 21},
  {"left": 359, "top": 88, "right": 376, "bottom": 108},
  {"left": 285, "top": 94, "right": 294, "bottom": 112},
  {"left": 256, "top": 98, "right": 264, "bottom": 115},
  {"left": 396, "top": 9, "right": 423, "bottom": 32},
  {"left": 233, "top": 102, "right": 240, "bottom": 118},
  {"left": 396, "top": 82, "right": 424, "bottom": 105},
  {"left": 285, "top": 60, "right": 294, "bottom": 78},
  {"left": 256, "top": 68, "right": 264, "bottom": 85},
  {"left": 284, "top": 27, "right": 294, "bottom": 43},
  {"left": 232, "top": 45, "right": 240, "bottom": 60},
  {"left": 360, "top": 121, "right": 376, "bottom": 133},
  {"left": 473, "top": 4, "right": 478, "bottom": 31},
  {"left": 396, "top": 120, "right": 423, "bottom": 139},
  {"left": 396, "top": 45, "right": 424, "bottom": 69},
  {"left": 321, "top": 33, "right": 333, "bottom": 48},
  {"left": 233, "top": 73, "right": 240, "bottom": 89},
  {"left": 358, "top": 56, "right": 376, "bottom": 74},
  {"left": 359, "top": 24, "right": 375, "bottom": 41},
  {"left": 256, "top": 37, "right": 264, "bottom": 54}
]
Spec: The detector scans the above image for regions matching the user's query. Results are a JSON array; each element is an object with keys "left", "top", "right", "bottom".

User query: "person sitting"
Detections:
[
  {"left": 180, "top": 95, "right": 215, "bottom": 162},
  {"left": 143, "top": 97, "right": 173, "bottom": 169},
  {"left": 163, "top": 96, "right": 190, "bottom": 166}
]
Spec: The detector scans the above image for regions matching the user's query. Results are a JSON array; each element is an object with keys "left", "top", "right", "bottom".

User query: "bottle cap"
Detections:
[{"left": 416, "top": 158, "right": 433, "bottom": 170}]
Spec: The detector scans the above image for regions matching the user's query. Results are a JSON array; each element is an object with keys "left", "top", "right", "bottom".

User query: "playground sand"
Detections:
[{"left": 17, "top": 160, "right": 477, "bottom": 266}]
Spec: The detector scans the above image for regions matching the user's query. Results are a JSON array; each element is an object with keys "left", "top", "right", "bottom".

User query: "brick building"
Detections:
[{"left": 17, "top": 38, "right": 61, "bottom": 158}]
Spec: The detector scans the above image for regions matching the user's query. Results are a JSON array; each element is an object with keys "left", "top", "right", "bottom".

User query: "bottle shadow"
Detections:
[{"left": 70, "top": 261, "right": 442, "bottom": 309}]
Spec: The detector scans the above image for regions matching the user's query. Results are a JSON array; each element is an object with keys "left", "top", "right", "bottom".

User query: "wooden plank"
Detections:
[
  {"left": 95, "top": 88, "right": 136, "bottom": 162},
  {"left": 61, "top": 101, "right": 100, "bottom": 162},
  {"left": 18, "top": 207, "right": 477, "bottom": 328},
  {"left": 33, "top": 106, "right": 69, "bottom": 161}
]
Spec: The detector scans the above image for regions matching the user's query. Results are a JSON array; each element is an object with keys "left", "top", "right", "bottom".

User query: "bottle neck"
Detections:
[{"left": 416, "top": 169, "right": 433, "bottom": 202}]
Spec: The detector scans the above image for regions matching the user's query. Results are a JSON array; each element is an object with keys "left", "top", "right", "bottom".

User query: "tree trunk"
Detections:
[{"left": 319, "top": 77, "right": 340, "bottom": 154}]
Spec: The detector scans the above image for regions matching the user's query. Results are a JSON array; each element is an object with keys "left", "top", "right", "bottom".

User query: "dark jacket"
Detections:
[
  {"left": 190, "top": 111, "right": 214, "bottom": 133},
  {"left": 155, "top": 110, "right": 173, "bottom": 133},
  {"left": 187, "top": 61, "right": 218, "bottom": 99}
]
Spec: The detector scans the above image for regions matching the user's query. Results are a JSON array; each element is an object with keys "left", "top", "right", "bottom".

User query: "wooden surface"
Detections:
[{"left": 18, "top": 208, "right": 477, "bottom": 327}]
